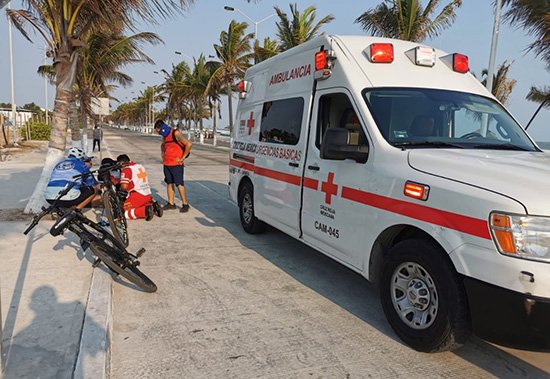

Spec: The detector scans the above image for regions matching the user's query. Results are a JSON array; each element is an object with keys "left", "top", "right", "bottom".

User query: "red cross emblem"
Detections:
[
  {"left": 137, "top": 168, "right": 147, "bottom": 181},
  {"left": 321, "top": 172, "right": 338, "bottom": 205},
  {"left": 246, "top": 112, "right": 255, "bottom": 135}
]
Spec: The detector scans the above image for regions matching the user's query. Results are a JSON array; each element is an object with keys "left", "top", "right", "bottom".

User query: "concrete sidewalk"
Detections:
[{"left": 0, "top": 142, "right": 111, "bottom": 378}]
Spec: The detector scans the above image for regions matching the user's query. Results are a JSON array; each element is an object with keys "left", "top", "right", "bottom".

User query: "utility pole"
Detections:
[
  {"left": 2, "top": 1, "right": 12, "bottom": 372},
  {"left": 481, "top": 0, "right": 502, "bottom": 136},
  {"left": 8, "top": 1, "right": 17, "bottom": 145},
  {"left": 486, "top": 0, "right": 502, "bottom": 95}
]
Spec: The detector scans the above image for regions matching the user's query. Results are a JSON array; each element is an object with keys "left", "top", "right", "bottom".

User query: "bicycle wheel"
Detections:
[
  {"left": 103, "top": 189, "right": 129, "bottom": 247},
  {"left": 89, "top": 242, "right": 157, "bottom": 293},
  {"left": 74, "top": 218, "right": 157, "bottom": 293}
]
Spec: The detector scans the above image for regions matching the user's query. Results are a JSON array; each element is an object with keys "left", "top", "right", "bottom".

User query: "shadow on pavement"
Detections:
[
  {"left": 2, "top": 227, "right": 106, "bottom": 378},
  {"left": 3, "top": 285, "right": 104, "bottom": 378},
  {"left": 186, "top": 179, "right": 549, "bottom": 379}
]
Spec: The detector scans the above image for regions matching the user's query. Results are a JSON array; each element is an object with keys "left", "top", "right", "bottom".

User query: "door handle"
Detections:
[
  {"left": 289, "top": 162, "right": 299, "bottom": 167},
  {"left": 307, "top": 165, "right": 320, "bottom": 171}
]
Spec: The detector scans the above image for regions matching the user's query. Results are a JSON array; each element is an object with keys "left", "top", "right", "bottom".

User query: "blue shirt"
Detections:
[{"left": 44, "top": 157, "right": 98, "bottom": 201}]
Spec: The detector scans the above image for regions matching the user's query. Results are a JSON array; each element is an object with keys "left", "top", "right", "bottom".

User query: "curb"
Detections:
[
  {"left": 74, "top": 139, "right": 115, "bottom": 379},
  {"left": 73, "top": 269, "right": 112, "bottom": 379}
]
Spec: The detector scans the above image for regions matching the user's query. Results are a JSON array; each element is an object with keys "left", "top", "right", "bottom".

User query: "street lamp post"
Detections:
[
  {"left": 43, "top": 46, "right": 49, "bottom": 124},
  {"left": 140, "top": 81, "right": 149, "bottom": 132},
  {"left": 8, "top": 1, "right": 17, "bottom": 145},
  {"left": 223, "top": 5, "right": 277, "bottom": 41},
  {"left": 481, "top": 0, "right": 503, "bottom": 136},
  {"left": 1, "top": 1, "right": 10, "bottom": 370}
]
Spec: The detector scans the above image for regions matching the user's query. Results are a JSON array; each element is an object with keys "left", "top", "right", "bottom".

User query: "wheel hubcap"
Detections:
[
  {"left": 242, "top": 193, "right": 253, "bottom": 224},
  {"left": 390, "top": 262, "right": 438, "bottom": 330}
]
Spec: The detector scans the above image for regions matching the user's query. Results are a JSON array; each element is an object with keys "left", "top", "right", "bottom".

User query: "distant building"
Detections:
[{"left": 0, "top": 107, "right": 36, "bottom": 127}]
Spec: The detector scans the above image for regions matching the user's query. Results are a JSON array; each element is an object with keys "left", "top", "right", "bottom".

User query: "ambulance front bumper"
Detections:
[{"left": 464, "top": 277, "right": 550, "bottom": 351}]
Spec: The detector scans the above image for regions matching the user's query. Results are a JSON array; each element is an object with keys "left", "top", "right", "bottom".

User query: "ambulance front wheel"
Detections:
[
  {"left": 380, "top": 239, "right": 471, "bottom": 352},
  {"left": 238, "top": 181, "right": 266, "bottom": 234}
]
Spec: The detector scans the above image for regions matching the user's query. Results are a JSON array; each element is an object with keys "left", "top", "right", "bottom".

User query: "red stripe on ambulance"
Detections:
[
  {"left": 341, "top": 186, "right": 491, "bottom": 240},
  {"left": 229, "top": 161, "right": 490, "bottom": 239}
]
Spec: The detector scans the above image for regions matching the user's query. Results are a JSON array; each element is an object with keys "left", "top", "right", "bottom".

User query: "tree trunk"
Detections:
[
  {"left": 70, "top": 95, "right": 81, "bottom": 148},
  {"left": 226, "top": 83, "right": 234, "bottom": 133},
  {"left": 80, "top": 99, "right": 91, "bottom": 154},
  {"left": 0, "top": 113, "right": 7, "bottom": 147},
  {"left": 25, "top": 50, "right": 77, "bottom": 214},
  {"left": 24, "top": 84, "right": 72, "bottom": 213},
  {"left": 199, "top": 116, "right": 204, "bottom": 144},
  {"left": 212, "top": 99, "right": 218, "bottom": 147}
]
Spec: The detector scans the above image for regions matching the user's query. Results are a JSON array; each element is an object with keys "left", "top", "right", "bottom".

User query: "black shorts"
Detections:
[
  {"left": 47, "top": 186, "right": 95, "bottom": 208},
  {"left": 163, "top": 165, "right": 185, "bottom": 186}
]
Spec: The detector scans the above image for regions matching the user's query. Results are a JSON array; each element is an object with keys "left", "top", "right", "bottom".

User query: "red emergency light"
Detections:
[
  {"left": 315, "top": 50, "right": 327, "bottom": 70},
  {"left": 314, "top": 49, "right": 336, "bottom": 80},
  {"left": 452, "top": 53, "right": 469, "bottom": 73},
  {"left": 370, "top": 43, "right": 394, "bottom": 63},
  {"left": 237, "top": 80, "right": 251, "bottom": 99},
  {"left": 404, "top": 181, "right": 430, "bottom": 201}
]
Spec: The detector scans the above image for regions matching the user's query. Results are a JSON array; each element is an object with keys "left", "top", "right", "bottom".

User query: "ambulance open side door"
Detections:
[{"left": 301, "top": 88, "right": 370, "bottom": 269}]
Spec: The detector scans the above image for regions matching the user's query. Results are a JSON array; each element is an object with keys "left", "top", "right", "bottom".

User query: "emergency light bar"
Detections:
[
  {"left": 369, "top": 43, "right": 394, "bottom": 63},
  {"left": 314, "top": 49, "right": 336, "bottom": 80}
]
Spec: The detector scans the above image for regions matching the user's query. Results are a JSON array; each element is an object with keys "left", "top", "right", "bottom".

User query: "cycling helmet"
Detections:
[{"left": 68, "top": 147, "right": 92, "bottom": 161}]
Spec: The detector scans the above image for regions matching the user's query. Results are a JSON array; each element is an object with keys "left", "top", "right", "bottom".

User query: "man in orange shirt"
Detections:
[
  {"left": 117, "top": 154, "right": 162, "bottom": 220},
  {"left": 154, "top": 120, "right": 193, "bottom": 213}
]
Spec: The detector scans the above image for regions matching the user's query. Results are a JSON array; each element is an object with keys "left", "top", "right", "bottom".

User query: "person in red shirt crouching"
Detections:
[{"left": 116, "top": 154, "right": 162, "bottom": 221}]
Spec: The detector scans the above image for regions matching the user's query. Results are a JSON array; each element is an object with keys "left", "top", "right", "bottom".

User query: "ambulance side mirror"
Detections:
[{"left": 321, "top": 128, "right": 369, "bottom": 164}]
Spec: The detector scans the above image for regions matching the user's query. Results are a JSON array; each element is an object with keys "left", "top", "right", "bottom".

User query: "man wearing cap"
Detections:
[
  {"left": 44, "top": 147, "right": 101, "bottom": 209},
  {"left": 153, "top": 119, "right": 192, "bottom": 212}
]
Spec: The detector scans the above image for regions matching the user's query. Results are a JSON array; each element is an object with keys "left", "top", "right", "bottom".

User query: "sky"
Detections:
[{"left": 0, "top": 0, "right": 549, "bottom": 140}]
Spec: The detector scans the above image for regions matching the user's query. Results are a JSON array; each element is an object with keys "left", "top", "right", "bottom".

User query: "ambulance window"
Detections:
[
  {"left": 316, "top": 93, "right": 368, "bottom": 149},
  {"left": 259, "top": 97, "right": 304, "bottom": 145},
  {"left": 363, "top": 88, "right": 537, "bottom": 151}
]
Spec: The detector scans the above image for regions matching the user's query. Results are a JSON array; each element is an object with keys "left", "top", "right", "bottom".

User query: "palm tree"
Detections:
[
  {"left": 254, "top": 37, "right": 280, "bottom": 63},
  {"left": 274, "top": 4, "right": 334, "bottom": 51},
  {"left": 525, "top": 86, "right": 550, "bottom": 129},
  {"left": 355, "top": 0, "right": 462, "bottom": 42},
  {"left": 76, "top": 29, "right": 162, "bottom": 150},
  {"left": 480, "top": 61, "right": 517, "bottom": 105},
  {"left": 158, "top": 62, "right": 192, "bottom": 128},
  {"left": 211, "top": 20, "right": 254, "bottom": 132},
  {"left": 7, "top": 0, "right": 189, "bottom": 214},
  {"left": 502, "top": 0, "right": 550, "bottom": 67}
]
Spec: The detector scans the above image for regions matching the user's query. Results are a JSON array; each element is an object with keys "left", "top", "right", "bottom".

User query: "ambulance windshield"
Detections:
[{"left": 362, "top": 88, "right": 538, "bottom": 151}]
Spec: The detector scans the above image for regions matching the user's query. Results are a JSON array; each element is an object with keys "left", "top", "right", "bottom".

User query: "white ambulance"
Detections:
[{"left": 229, "top": 35, "right": 550, "bottom": 352}]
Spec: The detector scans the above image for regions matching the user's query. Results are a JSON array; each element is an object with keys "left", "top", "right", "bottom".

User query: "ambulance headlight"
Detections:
[{"left": 490, "top": 212, "right": 550, "bottom": 262}]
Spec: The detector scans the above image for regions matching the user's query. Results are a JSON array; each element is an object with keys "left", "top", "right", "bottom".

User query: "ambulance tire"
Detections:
[
  {"left": 238, "top": 181, "right": 266, "bottom": 234},
  {"left": 380, "top": 239, "right": 470, "bottom": 352}
]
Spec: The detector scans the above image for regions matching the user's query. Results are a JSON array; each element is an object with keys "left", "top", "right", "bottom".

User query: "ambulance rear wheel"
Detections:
[
  {"left": 380, "top": 239, "right": 470, "bottom": 352},
  {"left": 238, "top": 181, "right": 266, "bottom": 234}
]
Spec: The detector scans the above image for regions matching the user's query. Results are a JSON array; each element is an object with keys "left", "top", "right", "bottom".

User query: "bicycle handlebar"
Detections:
[
  {"left": 23, "top": 205, "right": 52, "bottom": 235},
  {"left": 73, "top": 163, "right": 121, "bottom": 179},
  {"left": 23, "top": 181, "right": 78, "bottom": 235}
]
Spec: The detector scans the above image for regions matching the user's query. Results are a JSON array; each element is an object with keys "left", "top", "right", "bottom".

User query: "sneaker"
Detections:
[
  {"left": 152, "top": 201, "right": 163, "bottom": 217},
  {"left": 145, "top": 205, "right": 154, "bottom": 221},
  {"left": 162, "top": 203, "right": 177, "bottom": 210},
  {"left": 180, "top": 204, "right": 190, "bottom": 213}
]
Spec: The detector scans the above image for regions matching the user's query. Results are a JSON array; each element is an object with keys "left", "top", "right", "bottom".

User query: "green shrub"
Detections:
[{"left": 24, "top": 122, "right": 51, "bottom": 140}]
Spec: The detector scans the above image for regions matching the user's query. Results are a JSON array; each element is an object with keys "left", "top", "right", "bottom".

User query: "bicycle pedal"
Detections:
[
  {"left": 80, "top": 239, "right": 90, "bottom": 251},
  {"left": 92, "top": 258, "right": 102, "bottom": 268},
  {"left": 136, "top": 248, "right": 146, "bottom": 258}
]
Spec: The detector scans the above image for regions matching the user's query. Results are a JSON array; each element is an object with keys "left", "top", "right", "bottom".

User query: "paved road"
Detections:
[{"left": 104, "top": 128, "right": 550, "bottom": 378}]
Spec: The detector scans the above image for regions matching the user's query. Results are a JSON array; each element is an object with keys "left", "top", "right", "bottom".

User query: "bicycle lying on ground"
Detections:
[
  {"left": 23, "top": 181, "right": 157, "bottom": 292},
  {"left": 97, "top": 161, "right": 129, "bottom": 247}
]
